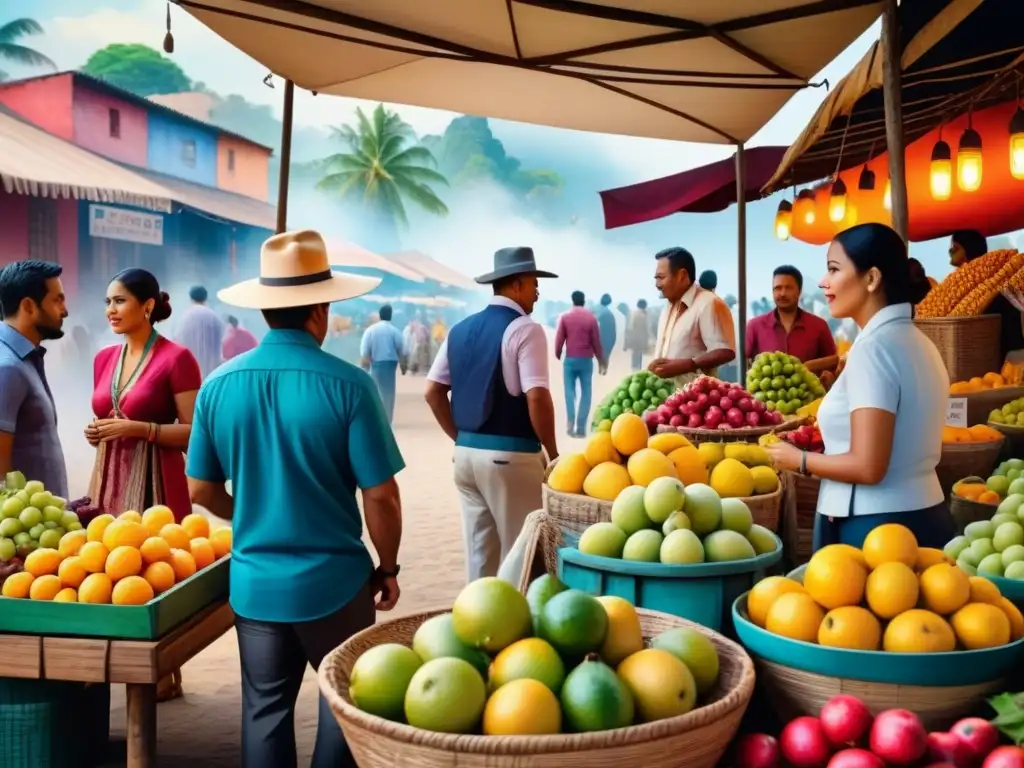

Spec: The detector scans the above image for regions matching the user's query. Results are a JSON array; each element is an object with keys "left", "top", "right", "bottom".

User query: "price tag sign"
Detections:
[{"left": 946, "top": 397, "right": 968, "bottom": 427}]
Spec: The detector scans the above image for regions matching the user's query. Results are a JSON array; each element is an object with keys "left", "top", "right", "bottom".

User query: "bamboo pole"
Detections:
[
  {"left": 275, "top": 79, "right": 295, "bottom": 234},
  {"left": 735, "top": 143, "right": 748, "bottom": 382},
  {"left": 881, "top": 0, "right": 909, "bottom": 242}
]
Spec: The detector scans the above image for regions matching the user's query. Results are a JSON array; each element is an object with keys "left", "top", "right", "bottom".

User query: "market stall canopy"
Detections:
[
  {"left": 764, "top": 0, "right": 1024, "bottom": 191},
  {"left": 324, "top": 240, "right": 426, "bottom": 282},
  {"left": 387, "top": 250, "right": 477, "bottom": 290},
  {"left": 0, "top": 107, "right": 173, "bottom": 213},
  {"left": 600, "top": 145, "right": 787, "bottom": 228},
  {"left": 171, "top": 0, "right": 884, "bottom": 145},
  {"left": 126, "top": 166, "right": 277, "bottom": 229}
]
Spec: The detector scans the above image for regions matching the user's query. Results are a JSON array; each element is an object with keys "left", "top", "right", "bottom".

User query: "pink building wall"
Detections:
[
  {"left": 0, "top": 190, "right": 79, "bottom": 299},
  {"left": 0, "top": 74, "right": 74, "bottom": 140},
  {"left": 217, "top": 136, "right": 271, "bottom": 201},
  {"left": 72, "top": 86, "right": 148, "bottom": 167},
  {"left": 0, "top": 191, "right": 29, "bottom": 263}
]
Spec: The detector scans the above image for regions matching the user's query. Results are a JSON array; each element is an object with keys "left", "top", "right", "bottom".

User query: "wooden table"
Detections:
[{"left": 0, "top": 601, "right": 235, "bottom": 767}]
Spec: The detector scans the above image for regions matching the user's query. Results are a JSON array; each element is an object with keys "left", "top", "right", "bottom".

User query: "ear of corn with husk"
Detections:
[{"left": 916, "top": 249, "right": 1019, "bottom": 318}]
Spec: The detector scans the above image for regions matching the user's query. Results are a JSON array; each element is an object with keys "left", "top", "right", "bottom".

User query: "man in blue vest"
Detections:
[{"left": 425, "top": 247, "right": 559, "bottom": 581}]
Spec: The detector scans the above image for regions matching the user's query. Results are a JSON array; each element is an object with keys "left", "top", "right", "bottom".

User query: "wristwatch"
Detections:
[{"left": 376, "top": 565, "right": 401, "bottom": 578}]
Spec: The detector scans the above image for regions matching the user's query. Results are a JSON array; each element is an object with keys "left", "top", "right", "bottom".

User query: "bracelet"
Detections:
[
  {"left": 154, "top": 424, "right": 162, "bottom": 443},
  {"left": 800, "top": 450, "right": 808, "bottom": 476},
  {"left": 146, "top": 423, "right": 156, "bottom": 443}
]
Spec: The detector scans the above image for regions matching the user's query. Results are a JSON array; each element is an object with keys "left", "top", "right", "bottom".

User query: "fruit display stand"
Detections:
[
  {"left": 318, "top": 607, "right": 756, "bottom": 768},
  {"left": 915, "top": 315, "right": 1003, "bottom": 383}
]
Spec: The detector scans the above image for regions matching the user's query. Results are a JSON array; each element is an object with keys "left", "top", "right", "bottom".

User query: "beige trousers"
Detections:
[{"left": 454, "top": 446, "right": 545, "bottom": 582}]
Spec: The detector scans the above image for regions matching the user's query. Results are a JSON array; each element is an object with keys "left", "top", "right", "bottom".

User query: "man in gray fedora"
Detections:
[{"left": 425, "top": 247, "right": 560, "bottom": 581}]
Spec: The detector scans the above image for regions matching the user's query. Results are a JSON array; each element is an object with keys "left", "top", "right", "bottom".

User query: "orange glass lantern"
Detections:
[
  {"left": 957, "top": 126, "right": 983, "bottom": 192},
  {"left": 883, "top": 178, "right": 892, "bottom": 211},
  {"left": 1010, "top": 107, "right": 1024, "bottom": 180},
  {"left": 829, "top": 178, "right": 848, "bottom": 222},
  {"left": 929, "top": 139, "right": 952, "bottom": 200},
  {"left": 774, "top": 199, "right": 793, "bottom": 240},
  {"left": 794, "top": 189, "right": 816, "bottom": 226}
]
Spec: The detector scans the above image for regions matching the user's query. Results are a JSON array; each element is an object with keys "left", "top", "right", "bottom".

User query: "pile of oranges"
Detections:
[
  {"left": 948, "top": 372, "right": 1010, "bottom": 395},
  {"left": 0, "top": 506, "right": 231, "bottom": 605},
  {"left": 747, "top": 524, "right": 1023, "bottom": 652}
]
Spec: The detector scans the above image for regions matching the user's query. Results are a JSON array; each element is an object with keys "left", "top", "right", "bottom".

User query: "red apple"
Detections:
[
  {"left": 827, "top": 749, "right": 884, "bottom": 768},
  {"left": 780, "top": 717, "right": 833, "bottom": 768},
  {"left": 669, "top": 414, "right": 685, "bottom": 428},
  {"left": 687, "top": 413, "right": 703, "bottom": 428},
  {"left": 696, "top": 393, "right": 709, "bottom": 410},
  {"left": 927, "top": 732, "right": 972, "bottom": 767},
  {"left": 656, "top": 404, "right": 673, "bottom": 420},
  {"left": 951, "top": 718, "right": 1000, "bottom": 765},
  {"left": 983, "top": 748, "right": 1024, "bottom": 768},
  {"left": 869, "top": 709, "right": 928, "bottom": 766},
  {"left": 704, "top": 411, "right": 723, "bottom": 429},
  {"left": 819, "top": 695, "right": 873, "bottom": 747},
  {"left": 753, "top": 399, "right": 767, "bottom": 412},
  {"left": 732, "top": 733, "right": 780, "bottom": 768},
  {"left": 726, "top": 407, "right": 745, "bottom": 428}
]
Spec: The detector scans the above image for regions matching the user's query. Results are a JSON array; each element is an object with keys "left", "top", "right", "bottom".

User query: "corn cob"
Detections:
[
  {"left": 949, "top": 251, "right": 1024, "bottom": 316},
  {"left": 916, "top": 249, "right": 1017, "bottom": 318}
]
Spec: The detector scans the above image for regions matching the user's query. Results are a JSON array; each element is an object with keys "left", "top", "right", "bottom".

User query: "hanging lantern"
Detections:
[
  {"left": 858, "top": 166, "right": 876, "bottom": 191},
  {"left": 829, "top": 178, "right": 848, "bottom": 222},
  {"left": 929, "top": 139, "right": 952, "bottom": 201},
  {"left": 1010, "top": 106, "right": 1024, "bottom": 180},
  {"left": 882, "top": 178, "right": 891, "bottom": 211},
  {"left": 774, "top": 199, "right": 793, "bottom": 240},
  {"left": 794, "top": 189, "right": 816, "bottom": 225},
  {"left": 957, "top": 126, "right": 983, "bottom": 192}
]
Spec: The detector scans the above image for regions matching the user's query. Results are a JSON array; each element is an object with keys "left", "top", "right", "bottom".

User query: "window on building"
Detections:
[
  {"left": 108, "top": 108, "right": 121, "bottom": 139},
  {"left": 28, "top": 198, "right": 58, "bottom": 262},
  {"left": 227, "top": 148, "right": 236, "bottom": 174},
  {"left": 182, "top": 139, "right": 197, "bottom": 168}
]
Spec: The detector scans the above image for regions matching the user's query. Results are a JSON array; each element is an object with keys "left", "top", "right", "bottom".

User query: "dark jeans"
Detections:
[
  {"left": 812, "top": 501, "right": 956, "bottom": 551},
  {"left": 235, "top": 584, "right": 375, "bottom": 768}
]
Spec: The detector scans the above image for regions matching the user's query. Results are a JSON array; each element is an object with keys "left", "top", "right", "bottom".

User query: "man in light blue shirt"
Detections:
[
  {"left": 186, "top": 230, "right": 404, "bottom": 768},
  {"left": 359, "top": 303, "right": 406, "bottom": 424}
]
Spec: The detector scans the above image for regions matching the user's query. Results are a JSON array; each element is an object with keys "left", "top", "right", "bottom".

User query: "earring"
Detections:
[{"left": 145, "top": 311, "right": 151, "bottom": 321}]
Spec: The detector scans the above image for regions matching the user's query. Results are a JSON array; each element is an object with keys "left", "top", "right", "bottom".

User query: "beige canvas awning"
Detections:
[
  {"left": 387, "top": 250, "right": 477, "bottom": 290},
  {"left": 127, "top": 166, "right": 277, "bottom": 229},
  {"left": 0, "top": 108, "right": 173, "bottom": 212},
  {"left": 324, "top": 240, "right": 426, "bottom": 282},
  {"left": 172, "top": 0, "right": 884, "bottom": 145}
]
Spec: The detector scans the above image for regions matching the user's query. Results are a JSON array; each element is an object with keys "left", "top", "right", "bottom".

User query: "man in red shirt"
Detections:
[
  {"left": 555, "top": 291, "right": 604, "bottom": 437},
  {"left": 746, "top": 265, "right": 836, "bottom": 365},
  {"left": 222, "top": 315, "right": 259, "bottom": 360}
]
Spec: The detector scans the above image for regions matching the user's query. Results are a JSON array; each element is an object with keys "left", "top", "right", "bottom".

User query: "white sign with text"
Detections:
[
  {"left": 946, "top": 397, "right": 968, "bottom": 428},
  {"left": 88, "top": 204, "right": 164, "bottom": 246}
]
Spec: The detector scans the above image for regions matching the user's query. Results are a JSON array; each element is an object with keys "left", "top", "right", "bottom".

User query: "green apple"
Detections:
[
  {"left": 0, "top": 518, "right": 23, "bottom": 538},
  {"left": 30, "top": 492, "right": 52, "bottom": 511},
  {"left": 1009, "top": 469, "right": 1023, "bottom": 483},
  {"left": 958, "top": 547, "right": 981, "bottom": 568},
  {"left": 995, "top": 522, "right": 1024, "bottom": 552},
  {"left": 0, "top": 496, "right": 24, "bottom": 519},
  {"left": 971, "top": 538, "right": 997, "bottom": 561},
  {"left": 0, "top": 537, "right": 15, "bottom": 561},
  {"left": 37, "top": 528, "right": 62, "bottom": 550},
  {"left": 944, "top": 535, "right": 970, "bottom": 560},
  {"left": 59, "top": 511, "right": 79, "bottom": 529},
  {"left": 1009, "top": 459, "right": 1024, "bottom": 472},
  {"left": 965, "top": 520, "right": 996, "bottom": 542},
  {"left": 1003, "top": 545, "right": 1024, "bottom": 568},
  {"left": 41, "top": 505, "right": 62, "bottom": 524},
  {"left": 1010, "top": 481, "right": 1024, "bottom": 497},
  {"left": 42, "top": 521, "right": 57, "bottom": 530},
  {"left": 998, "top": 494, "right": 1024, "bottom": 517},
  {"left": 1005, "top": 561, "right": 1024, "bottom": 580},
  {"left": 991, "top": 513, "right": 1019, "bottom": 529},
  {"left": 14, "top": 490, "right": 29, "bottom": 505},
  {"left": 4, "top": 471, "right": 26, "bottom": 490},
  {"left": 979, "top": 553, "right": 1006, "bottom": 576},
  {"left": 988, "top": 475, "right": 1011, "bottom": 497},
  {"left": 12, "top": 532, "right": 30, "bottom": 546},
  {"left": 49, "top": 496, "right": 66, "bottom": 511},
  {"left": 28, "top": 523, "right": 45, "bottom": 540},
  {"left": 66, "top": 522, "right": 83, "bottom": 532}
]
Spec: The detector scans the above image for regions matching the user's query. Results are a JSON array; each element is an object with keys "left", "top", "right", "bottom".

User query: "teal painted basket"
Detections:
[{"left": 732, "top": 593, "right": 1024, "bottom": 686}]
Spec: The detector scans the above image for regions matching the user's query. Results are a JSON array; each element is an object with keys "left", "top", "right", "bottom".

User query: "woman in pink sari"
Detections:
[{"left": 84, "top": 268, "right": 201, "bottom": 701}]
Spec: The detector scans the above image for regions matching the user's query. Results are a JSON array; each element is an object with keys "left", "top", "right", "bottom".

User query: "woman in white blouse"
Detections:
[{"left": 766, "top": 223, "right": 954, "bottom": 550}]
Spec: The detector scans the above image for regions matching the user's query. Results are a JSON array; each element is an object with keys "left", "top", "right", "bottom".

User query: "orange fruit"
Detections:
[
  {"left": 865, "top": 562, "right": 919, "bottom": 619},
  {"left": 57, "top": 556, "right": 88, "bottom": 589},
  {"left": 53, "top": 588, "right": 77, "bottom": 603},
  {"left": 747, "top": 576, "right": 805, "bottom": 628},
  {"left": 968, "top": 576, "right": 1002, "bottom": 605},
  {"left": 160, "top": 524, "right": 191, "bottom": 550},
  {"left": 818, "top": 606, "right": 882, "bottom": 650},
  {"left": 181, "top": 513, "right": 211, "bottom": 540},
  {"left": 1, "top": 572, "right": 34, "bottom": 598},
  {"left": 140, "top": 537, "right": 172, "bottom": 565},
  {"left": 998, "top": 597, "right": 1024, "bottom": 641},
  {"left": 143, "top": 562, "right": 176, "bottom": 594},
  {"left": 883, "top": 609, "right": 956, "bottom": 652},
  {"left": 803, "top": 549, "right": 866, "bottom": 610},
  {"left": 951, "top": 603, "right": 1011, "bottom": 649},
  {"left": 862, "top": 524, "right": 919, "bottom": 570},
  {"left": 919, "top": 563, "right": 971, "bottom": 615},
  {"left": 118, "top": 510, "right": 143, "bottom": 524},
  {"left": 29, "top": 574, "right": 63, "bottom": 601},
  {"left": 24, "top": 548, "right": 63, "bottom": 578},
  {"left": 112, "top": 575, "right": 154, "bottom": 606},
  {"left": 765, "top": 592, "right": 825, "bottom": 643},
  {"left": 979, "top": 491, "right": 1001, "bottom": 505},
  {"left": 168, "top": 549, "right": 197, "bottom": 582},
  {"left": 189, "top": 538, "right": 215, "bottom": 571},
  {"left": 142, "top": 505, "right": 175, "bottom": 536},
  {"left": 78, "top": 541, "right": 109, "bottom": 574},
  {"left": 210, "top": 527, "right": 232, "bottom": 559},
  {"left": 106, "top": 546, "right": 143, "bottom": 581},
  {"left": 86, "top": 513, "right": 115, "bottom": 543},
  {"left": 102, "top": 520, "right": 148, "bottom": 551},
  {"left": 814, "top": 544, "right": 868, "bottom": 570},
  {"left": 58, "top": 529, "right": 88, "bottom": 559},
  {"left": 78, "top": 573, "right": 113, "bottom": 604},
  {"left": 915, "top": 547, "right": 951, "bottom": 572}
]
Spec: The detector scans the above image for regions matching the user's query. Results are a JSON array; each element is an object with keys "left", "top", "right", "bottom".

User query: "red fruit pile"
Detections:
[
  {"left": 783, "top": 423, "right": 825, "bottom": 453},
  {"left": 644, "top": 376, "right": 783, "bottom": 432}
]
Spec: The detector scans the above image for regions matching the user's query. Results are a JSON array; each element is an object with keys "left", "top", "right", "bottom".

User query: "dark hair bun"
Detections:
[
  {"left": 908, "top": 276, "right": 932, "bottom": 306},
  {"left": 151, "top": 291, "right": 173, "bottom": 324}
]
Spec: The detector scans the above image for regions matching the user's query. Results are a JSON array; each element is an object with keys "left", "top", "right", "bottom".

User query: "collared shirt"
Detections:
[
  {"left": 0, "top": 324, "right": 67, "bottom": 497},
  {"left": 428, "top": 296, "right": 550, "bottom": 393},
  {"left": 816, "top": 303, "right": 948, "bottom": 518},
  {"left": 185, "top": 329, "right": 405, "bottom": 623},
  {"left": 360, "top": 320, "right": 405, "bottom": 364},
  {"left": 746, "top": 308, "right": 837, "bottom": 362},
  {"left": 555, "top": 307, "right": 603, "bottom": 361},
  {"left": 655, "top": 283, "right": 736, "bottom": 386},
  {"left": 176, "top": 304, "right": 224, "bottom": 380}
]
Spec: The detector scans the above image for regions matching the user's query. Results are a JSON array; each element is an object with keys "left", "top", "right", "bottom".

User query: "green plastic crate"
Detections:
[{"left": 0, "top": 556, "right": 229, "bottom": 640}]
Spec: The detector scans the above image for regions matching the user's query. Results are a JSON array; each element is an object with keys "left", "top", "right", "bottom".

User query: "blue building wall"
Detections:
[{"left": 146, "top": 111, "right": 218, "bottom": 186}]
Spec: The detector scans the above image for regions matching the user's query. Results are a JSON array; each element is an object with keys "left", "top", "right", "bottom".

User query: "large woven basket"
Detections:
[
  {"left": 780, "top": 469, "right": 821, "bottom": 567},
  {"left": 949, "top": 477, "right": 1000, "bottom": 533},
  {"left": 656, "top": 416, "right": 807, "bottom": 445},
  {"left": 318, "top": 608, "right": 756, "bottom": 768},
  {"left": 914, "top": 314, "right": 1002, "bottom": 383},
  {"left": 542, "top": 460, "right": 613, "bottom": 533},
  {"left": 936, "top": 439, "right": 1004, "bottom": 499},
  {"left": 745, "top": 483, "right": 782, "bottom": 532}
]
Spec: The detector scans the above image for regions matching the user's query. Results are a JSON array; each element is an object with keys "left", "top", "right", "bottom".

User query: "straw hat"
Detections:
[{"left": 218, "top": 230, "right": 381, "bottom": 310}]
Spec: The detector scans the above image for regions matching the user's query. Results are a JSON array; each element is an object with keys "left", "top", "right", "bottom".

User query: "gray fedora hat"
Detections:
[{"left": 474, "top": 246, "right": 558, "bottom": 284}]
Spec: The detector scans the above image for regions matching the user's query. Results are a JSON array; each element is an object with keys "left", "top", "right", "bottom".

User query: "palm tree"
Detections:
[
  {"left": 316, "top": 104, "right": 448, "bottom": 230},
  {"left": 0, "top": 19, "right": 57, "bottom": 82}
]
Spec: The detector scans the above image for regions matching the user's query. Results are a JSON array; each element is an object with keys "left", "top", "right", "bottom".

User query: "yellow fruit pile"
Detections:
[
  {"left": 916, "top": 249, "right": 1022, "bottom": 318},
  {"left": 949, "top": 372, "right": 1010, "bottom": 395},
  {"left": 1, "top": 507, "right": 231, "bottom": 604},
  {"left": 942, "top": 425, "right": 1004, "bottom": 444},
  {"left": 747, "top": 524, "right": 1023, "bottom": 652}
]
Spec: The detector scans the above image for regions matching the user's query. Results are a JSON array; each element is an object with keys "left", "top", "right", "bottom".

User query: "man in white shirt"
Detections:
[
  {"left": 424, "top": 247, "right": 559, "bottom": 581},
  {"left": 650, "top": 247, "right": 736, "bottom": 388}
]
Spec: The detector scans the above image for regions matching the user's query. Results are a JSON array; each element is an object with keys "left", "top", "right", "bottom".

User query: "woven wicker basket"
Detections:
[
  {"left": 780, "top": 470, "right": 821, "bottom": 567},
  {"left": 755, "top": 659, "right": 1004, "bottom": 731},
  {"left": 949, "top": 477, "right": 1000, "bottom": 533},
  {"left": 542, "top": 460, "right": 613, "bottom": 533},
  {"left": 745, "top": 483, "right": 782, "bottom": 531},
  {"left": 318, "top": 608, "right": 756, "bottom": 768},
  {"left": 914, "top": 315, "right": 1002, "bottom": 383},
  {"left": 656, "top": 416, "right": 807, "bottom": 445},
  {"left": 936, "top": 440, "right": 1005, "bottom": 499}
]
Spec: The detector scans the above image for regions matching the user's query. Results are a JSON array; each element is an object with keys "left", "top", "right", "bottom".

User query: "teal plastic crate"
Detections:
[
  {"left": 556, "top": 534, "right": 783, "bottom": 633},
  {"left": 732, "top": 593, "right": 1024, "bottom": 686}
]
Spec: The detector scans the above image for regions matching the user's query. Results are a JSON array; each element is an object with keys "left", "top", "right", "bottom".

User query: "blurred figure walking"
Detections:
[
  {"left": 221, "top": 315, "right": 258, "bottom": 361},
  {"left": 360, "top": 304, "right": 406, "bottom": 424},
  {"left": 176, "top": 285, "right": 224, "bottom": 379},
  {"left": 594, "top": 293, "right": 617, "bottom": 374},
  {"left": 624, "top": 299, "right": 650, "bottom": 371},
  {"left": 555, "top": 291, "right": 603, "bottom": 437}
]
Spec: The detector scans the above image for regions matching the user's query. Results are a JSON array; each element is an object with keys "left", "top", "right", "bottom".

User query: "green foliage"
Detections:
[
  {"left": 82, "top": 44, "right": 190, "bottom": 97},
  {"left": 0, "top": 18, "right": 56, "bottom": 82}
]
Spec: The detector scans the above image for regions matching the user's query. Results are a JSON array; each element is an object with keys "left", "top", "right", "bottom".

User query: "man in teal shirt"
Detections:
[{"left": 187, "top": 230, "right": 404, "bottom": 768}]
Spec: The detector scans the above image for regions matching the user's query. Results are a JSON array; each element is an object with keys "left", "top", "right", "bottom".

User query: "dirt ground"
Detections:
[{"left": 77, "top": 333, "right": 637, "bottom": 766}]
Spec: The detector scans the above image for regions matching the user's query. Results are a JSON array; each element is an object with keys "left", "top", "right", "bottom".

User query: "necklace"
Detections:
[{"left": 111, "top": 329, "right": 159, "bottom": 417}]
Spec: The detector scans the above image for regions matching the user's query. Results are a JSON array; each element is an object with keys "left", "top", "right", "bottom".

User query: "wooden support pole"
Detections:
[
  {"left": 275, "top": 79, "right": 295, "bottom": 234},
  {"left": 735, "top": 143, "right": 748, "bottom": 383},
  {"left": 881, "top": 0, "right": 909, "bottom": 242}
]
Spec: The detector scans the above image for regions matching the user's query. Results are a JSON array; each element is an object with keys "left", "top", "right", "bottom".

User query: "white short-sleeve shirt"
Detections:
[
  {"left": 816, "top": 303, "right": 949, "bottom": 517},
  {"left": 427, "top": 296, "right": 550, "bottom": 394}
]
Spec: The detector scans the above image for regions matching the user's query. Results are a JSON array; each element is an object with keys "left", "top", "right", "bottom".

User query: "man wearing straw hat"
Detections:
[
  {"left": 185, "top": 230, "right": 405, "bottom": 767},
  {"left": 425, "top": 246, "right": 559, "bottom": 581}
]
